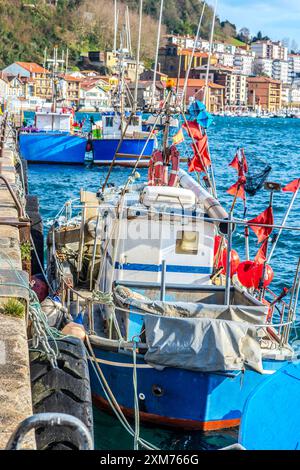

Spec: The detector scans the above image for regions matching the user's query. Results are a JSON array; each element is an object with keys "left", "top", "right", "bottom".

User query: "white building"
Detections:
[
  {"left": 234, "top": 49, "right": 255, "bottom": 76},
  {"left": 79, "top": 83, "right": 110, "bottom": 111},
  {"left": 272, "top": 60, "right": 289, "bottom": 84},
  {"left": 251, "top": 40, "right": 288, "bottom": 61},
  {"left": 288, "top": 54, "right": 300, "bottom": 83},
  {"left": 253, "top": 58, "right": 273, "bottom": 77},
  {"left": 217, "top": 53, "right": 234, "bottom": 67}
]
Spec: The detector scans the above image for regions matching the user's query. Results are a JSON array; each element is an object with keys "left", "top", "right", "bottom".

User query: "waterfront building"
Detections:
[
  {"left": 2, "top": 62, "right": 52, "bottom": 99},
  {"left": 173, "top": 78, "right": 224, "bottom": 113},
  {"left": 127, "top": 81, "right": 165, "bottom": 108},
  {"left": 253, "top": 58, "right": 273, "bottom": 77},
  {"left": 79, "top": 81, "right": 111, "bottom": 111},
  {"left": 0, "top": 73, "right": 10, "bottom": 104},
  {"left": 58, "top": 74, "right": 82, "bottom": 107},
  {"left": 247, "top": 76, "right": 282, "bottom": 112},
  {"left": 191, "top": 64, "right": 247, "bottom": 110}
]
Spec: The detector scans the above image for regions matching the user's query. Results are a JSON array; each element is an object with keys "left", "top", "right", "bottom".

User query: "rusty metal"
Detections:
[{"left": 0, "top": 174, "right": 24, "bottom": 217}]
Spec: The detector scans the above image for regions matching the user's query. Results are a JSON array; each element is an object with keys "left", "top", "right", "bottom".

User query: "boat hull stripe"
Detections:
[{"left": 114, "top": 262, "right": 212, "bottom": 274}]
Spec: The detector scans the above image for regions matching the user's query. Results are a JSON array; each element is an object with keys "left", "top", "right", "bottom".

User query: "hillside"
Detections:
[{"left": 0, "top": 0, "right": 238, "bottom": 69}]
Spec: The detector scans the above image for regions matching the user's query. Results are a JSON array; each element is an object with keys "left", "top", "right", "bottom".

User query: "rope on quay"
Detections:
[{"left": 86, "top": 336, "right": 159, "bottom": 451}]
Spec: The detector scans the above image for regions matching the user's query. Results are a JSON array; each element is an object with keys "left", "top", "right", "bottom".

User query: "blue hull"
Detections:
[
  {"left": 19, "top": 132, "right": 87, "bottom": 164},
  {"left": 89, "top": 346, "right": 289, "bottom": 430},
  {"left": 92, "top": 138, "right": 155, "bottom": 166}
]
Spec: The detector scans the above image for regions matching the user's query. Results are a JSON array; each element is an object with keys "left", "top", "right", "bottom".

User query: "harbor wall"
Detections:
[{"left": 0, "top": 115, "right": 34, "bottom": 449}]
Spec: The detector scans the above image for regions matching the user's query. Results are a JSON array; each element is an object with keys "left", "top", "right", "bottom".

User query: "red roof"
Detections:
[
  {"left": 16, "top": 62, "right": 50, "bottom": 74},
  {"left": 173, "top": 78, "right": 224, "bottom": 89},
  {"left": 247, "top": 76, "right": 281, "bottom": 84}
]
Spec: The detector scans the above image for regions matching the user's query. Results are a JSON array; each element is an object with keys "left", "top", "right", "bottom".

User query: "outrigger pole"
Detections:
[
  {"left": 151, "top": 0, "right": 164, "bottom": 108},
  {"left": 267, "top": 184, "right": 300, "bottom": 263}
]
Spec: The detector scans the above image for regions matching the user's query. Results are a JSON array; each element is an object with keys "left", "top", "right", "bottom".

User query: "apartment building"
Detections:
[
  {"left": 253, "top": 58, "right": 273, "bottom": 77},
  {"left": 272, "top": 60, "right": 289, "bottom": 84},
  {"left": 58, "top": 74, "right": 82, "bottom": 107},
  {"left": 3, "top": 62, "right": 52, "bottom": 99},
  {"left": 247, "top": 76, "right": 282, "bottom": 112},
  {"left": 288, "top": 54, "right": 300, "bottom": 83},
  {"left": 173, "top": 78, "right": 224, "bottom": 113},
  {"left": 251, "top": 40, "right": 288, "bottom": 61},
  {"left": 234, "top": 49, "right": 255, "bottom": 76},
  {"left": 158, "top": 44, "right": 217, "bottom": 78},
  {"left": 191, "top": 65, "right": 247, "bottom": 109}
]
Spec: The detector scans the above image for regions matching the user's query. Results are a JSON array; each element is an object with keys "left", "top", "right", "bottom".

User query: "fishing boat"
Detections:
[
  {"left": 88, "top": 109, "right": 156, "bottom": 167},
  {"left": 46, "top": 81, "right": 300, "bottom": 432},
  {"left": 19, "top": 48, "right": 87, "bottom": 164},
  {"left": 19, "top": 106, "right": 87, "bottom": 164},
  {"left": 45, "top": 0, "right": 300, "bottom": 442}
]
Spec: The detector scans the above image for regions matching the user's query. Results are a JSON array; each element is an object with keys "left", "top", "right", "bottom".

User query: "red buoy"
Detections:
[
  {"left": 214, "top": 236, "right": 240, "bottom": 277},
  {"left": 237, "top": 261, "right": 274, "bottom": 289}
]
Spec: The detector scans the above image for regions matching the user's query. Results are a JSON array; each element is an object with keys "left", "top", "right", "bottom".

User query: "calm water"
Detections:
[{"left": 27, "top": 116, "right": 300, "bottom": 450}]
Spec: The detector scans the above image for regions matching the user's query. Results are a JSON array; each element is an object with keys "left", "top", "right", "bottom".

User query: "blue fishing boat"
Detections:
[
  {"left": 19, "top": 109, "right": 87, "bottom": 164},
  {"left": 89, "top": 111, "right": 156, "bottom": 167}
]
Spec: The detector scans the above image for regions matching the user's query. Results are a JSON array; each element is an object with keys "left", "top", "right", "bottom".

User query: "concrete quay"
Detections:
[{"left": 0, "top": 115, "right": 34, "bottom": 449}]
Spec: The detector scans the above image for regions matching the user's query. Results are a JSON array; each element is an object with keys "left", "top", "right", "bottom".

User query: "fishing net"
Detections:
[{"left": 244, "top": 153, "right": 272, "bottom": 196}]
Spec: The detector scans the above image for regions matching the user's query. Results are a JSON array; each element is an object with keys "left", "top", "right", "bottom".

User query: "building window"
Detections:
[{"left": 176, "top": 231, "right": 199, "bottom": 255}]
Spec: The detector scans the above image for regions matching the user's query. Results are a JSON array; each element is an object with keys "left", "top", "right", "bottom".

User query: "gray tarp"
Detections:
[
  {"left": 114, "top": 285, "right": 268, "bottom": 324},
  {"left": 144, "top": 315, "right": 263, "bottom": 373},
  {"left": 114, "top": 285, "right": 265, "bottom": 373}
]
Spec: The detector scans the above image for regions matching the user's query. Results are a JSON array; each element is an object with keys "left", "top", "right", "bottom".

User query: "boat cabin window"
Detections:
[
  {"left": 105, "top": 116, "right": 114, "bottom": 127},
  {"left": 129, "top": 115, "right": 140, "bottom": 126},
  {"left": 176, "top": 231, "right": 199, "bottom": 255}
]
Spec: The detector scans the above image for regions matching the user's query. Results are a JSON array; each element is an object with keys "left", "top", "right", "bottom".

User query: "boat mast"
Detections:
[
  {"left": 181, "top": 1, "right": 206, "bottom": 107},
  {"left": 204, "top": 0, "right": 217, "bottom": 107},
  {"left": 151, "top": 0, "right": 164, "bottom": 108},
  {"left": 133, "top": 0, "right": 143, "bottom": 112},
  {"left": 113, "top": 0, "right": 118, "bottom": 52},
  {"left": 126, "top": 6, "right": 132, "bottom": 57}
]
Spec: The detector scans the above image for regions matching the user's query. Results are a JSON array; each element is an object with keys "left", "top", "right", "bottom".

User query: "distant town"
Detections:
[{"left": 0, "top": 34, "right": 299, "bottom": 115}]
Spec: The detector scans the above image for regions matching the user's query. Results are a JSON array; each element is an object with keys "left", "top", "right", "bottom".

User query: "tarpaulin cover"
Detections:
[{"left": 114, "top": 285, "right": 266, "bottom": 373}]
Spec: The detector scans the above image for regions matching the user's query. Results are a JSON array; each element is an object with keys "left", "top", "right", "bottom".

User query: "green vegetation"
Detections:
[
  {"left": 20, "top": 241, "right": 32, "bottom": 263},
  {"left": 0, "top": 0, "right": 253, "bottom": 69},
  {"left": 1, "top": 298, "right": 25, "bottom": 319}
]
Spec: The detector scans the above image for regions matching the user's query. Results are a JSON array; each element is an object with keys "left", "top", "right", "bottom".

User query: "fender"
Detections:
[
  {"left": 153, "top": 150, "right": 164, "bottom": 186},
  {"left": 168, "top": 145, "right": 180, "bottom": 187}
]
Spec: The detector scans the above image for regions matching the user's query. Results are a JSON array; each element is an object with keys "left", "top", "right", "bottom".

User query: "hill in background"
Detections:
[{"left": 0, "top": 0, "right": 239, "bottom": 69}]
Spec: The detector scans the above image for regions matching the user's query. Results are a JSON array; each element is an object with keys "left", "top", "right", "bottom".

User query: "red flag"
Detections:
[
  {"left": 227, "top": 176, "right": 246, "bottom": 200},
  {"left": 188, "top": 134, "right": 211, "bottom": 173},
  {"left": 282, "top": 178, "right": 300, "bottom": 193},
  {"left": 182, "top": 121, "right": 202, "bottom": 141},
  {"left": 240, "top": 148, "right": 248, "bottom": 173},
  {"left": 254, "top": 238, "right": 268, "bottom": 264},
  {"left": 248, "top": 206, "right": 274, "bottom": 243},
  {"left": 229, "top": 153, "right": 239, "bottom": 171}
]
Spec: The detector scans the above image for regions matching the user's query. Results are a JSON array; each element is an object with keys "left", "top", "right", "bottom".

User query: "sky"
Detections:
[{"left": 217, "top": 0, "right": 300, "bottom": 49}]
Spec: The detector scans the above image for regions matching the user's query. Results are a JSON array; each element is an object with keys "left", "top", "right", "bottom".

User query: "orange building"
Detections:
[
  {"left": 247, "top": 76, "right": 282, "bottom": 112},
  {"left": 173, "top": 78, "right": 224, "bottom": 113}
]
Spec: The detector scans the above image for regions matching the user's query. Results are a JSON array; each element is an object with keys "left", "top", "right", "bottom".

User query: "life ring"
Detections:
[{"left": 168, "top": 145, "right": 180, "bottom": 187}]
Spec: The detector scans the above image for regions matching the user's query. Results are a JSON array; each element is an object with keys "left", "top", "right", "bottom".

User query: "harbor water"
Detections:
[{"left": 27, "top": 115, "right": 300, "bottom": 450}]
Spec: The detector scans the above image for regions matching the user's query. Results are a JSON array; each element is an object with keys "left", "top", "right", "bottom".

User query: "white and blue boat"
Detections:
[
  {"left": 19, "top": 108, "right": 87, "bottom": 164},
  {"left": 48, "top": 162, "right": 299, "bottom": 432},
  {"left": 89, "top": 111, "right": 156, "bottom": 167}
]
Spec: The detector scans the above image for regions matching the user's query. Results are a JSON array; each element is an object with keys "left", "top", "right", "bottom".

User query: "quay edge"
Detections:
[{"left": 0, "top": 114, "right": 35, "bottom": 449}]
